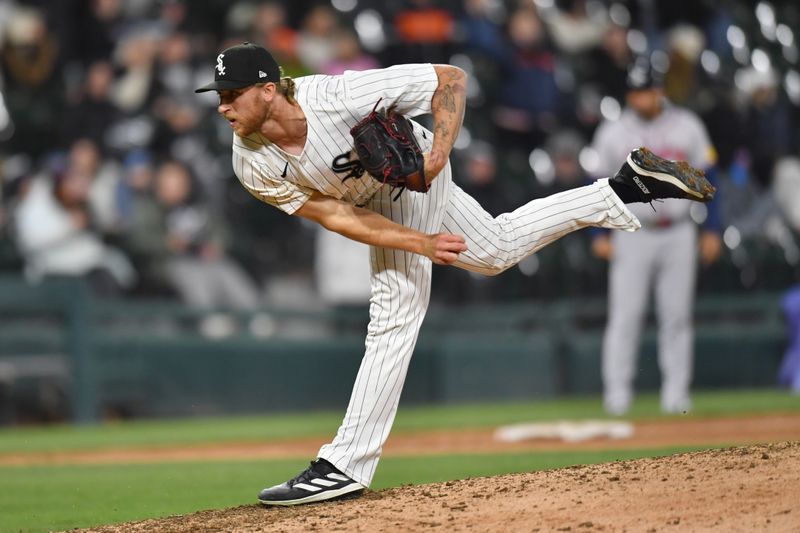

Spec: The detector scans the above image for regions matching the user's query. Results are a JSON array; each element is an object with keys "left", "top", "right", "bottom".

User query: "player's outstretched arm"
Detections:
[
  {"left": 425, "top": 65, "right": 467, "bottom": 183},
  {"left": 295, "top": 192, "right": 467, "bottom": 265}
]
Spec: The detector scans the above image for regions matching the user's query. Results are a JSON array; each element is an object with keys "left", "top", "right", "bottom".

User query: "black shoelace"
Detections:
[{"left": 288, "top": 461, "right": 324, "bottom": 487}]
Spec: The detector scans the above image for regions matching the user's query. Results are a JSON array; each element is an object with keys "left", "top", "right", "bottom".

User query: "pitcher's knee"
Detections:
[
  {"left": 474, "top": 262, "right": 511, "bottom": 277},
  {"left": 459, "top": 252, "right": 517, "bottom": 276}
]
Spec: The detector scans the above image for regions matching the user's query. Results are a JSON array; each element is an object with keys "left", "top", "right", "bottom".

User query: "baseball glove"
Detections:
[{"left": 350, "top": 102, "right": 428, "bottom": 193}]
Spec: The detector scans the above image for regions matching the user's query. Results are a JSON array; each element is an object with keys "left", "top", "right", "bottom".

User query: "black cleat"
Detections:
[
  {"left": 258, "top": 458, "right": 365, "bottom": 506},
  {"left": 612, "top": 147, "right": 716, "bottom": 203}
]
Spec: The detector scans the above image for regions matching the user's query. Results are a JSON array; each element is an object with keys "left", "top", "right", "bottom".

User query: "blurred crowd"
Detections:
[{"left": 1, "top": 0, "right": 800, "bottom": 309}]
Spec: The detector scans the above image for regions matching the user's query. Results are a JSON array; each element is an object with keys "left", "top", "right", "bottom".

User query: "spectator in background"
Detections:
[
  {"left": 313, "top": 227, "right": 372, "bottom": 324},
  {"left": 774, "top": 158, "right": 800, "bottom": 238},
  {"left": 569, "top": 22, "right": 632, "bottom": 137},
  {"left": 156, "top": 0, "right": 189, "bottom": 33},
  {"left": 67, "top": 138, "right": 122, "bottom": 238},
  {"left": 12, "top": 139, "right": 136, "bottom": 295},
  {"left": 766, "top": 158, "right": 800, "bottom": 267},
  {"left": 1, "top": 5, "right": 64, "bottom": 159},
  {"left": 110, "top": 28, "right": 160, "bottom": 114},
  {"left": 738, "top": 67, "right": 793, "bottom": 188},
  {"left": 543, "top": 0, "right": 608, "bottom": 56},
  {"left": 0, "top": 0, "right": 797, "bottom": 307},
  {"left": 250, "top": 1, "right": 295, "bottom": 54},
  {"left": 590, "top": 59, "right": 722, "bottom": 415},
  {"left": 0, "top": 156, "right": 29, "bottom": 271},
  {"left": 149, "top": 94, "right": 223, "bottom": 208},
  {"left": 542, "top": 129, "right": 588, "bottom": 193},
  {"left": 72, "top": 0, "right": 125, "bottom": 64},
  {"left": 154, "top": 30, "right": 197, "bottom": 99},
  {"left": 581, "top": 22, "right": 633, "bottom": 103},
  {"left": 60, "top": 60, "right": 118, "bottom": 152},
  {"left": 464, "top": 5, "right": 567, "bottom": 154},
  {"left": 248, "top": 1, "right": 306, "bottom": 78},
  {"left": 774, "top": 158, "right": 800, "bottom": 393},
  {"left": 115, "top": 150, "right": 170, "bottom": 296},
  {"left": 152, "top": 159, "right": 262, "bottom": 330},
  {"left": 319, "top": 29, "right": 379, "bottom": 76},
  {"left": 662, "top": 24, "right": 707, "bottom": 107},
  {"left": 390, "top": 0, "right": 455, "bottom": 65},
  {"left": 296, "top": 4, "right": 340, "bottom": 73},
  {"left": 710, "top": 67, "right": 793, "bottom": 250}
]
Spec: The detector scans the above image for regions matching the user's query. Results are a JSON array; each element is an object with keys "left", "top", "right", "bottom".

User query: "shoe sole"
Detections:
[
  {"left": 626, "top": 147, "right": 715, "bottom": 202},
  {"left": 259, "top": 485, "right": 365, "bottom": 506}
]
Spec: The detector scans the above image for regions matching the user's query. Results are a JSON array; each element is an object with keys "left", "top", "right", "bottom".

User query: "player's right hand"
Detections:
[{"left": 426, "top": 233, "right": 468, "bottom": 265}]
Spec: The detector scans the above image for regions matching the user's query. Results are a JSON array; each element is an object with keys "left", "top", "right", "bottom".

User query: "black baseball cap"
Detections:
[
  {"left": 195, "top": 42, "right": 281, "bottom": 93},
  {"left": 626, "top": 57, "right": 664, "bottom": 91}
]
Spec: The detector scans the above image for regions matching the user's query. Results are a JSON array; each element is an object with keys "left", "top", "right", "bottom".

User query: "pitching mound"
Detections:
[{"left": 78, "top": 441, "right": 799, "bottom": 532}]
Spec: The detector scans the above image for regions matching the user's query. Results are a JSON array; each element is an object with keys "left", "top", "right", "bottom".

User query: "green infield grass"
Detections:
[
  {"left": 0, "top": 388, "right": 797, "bottom": 454},
  {"left": 0, "top": 388, "right": 798, "bottom": 532},
  {"left": 0, "top": 447, "right": 703, "bottom": 533}
]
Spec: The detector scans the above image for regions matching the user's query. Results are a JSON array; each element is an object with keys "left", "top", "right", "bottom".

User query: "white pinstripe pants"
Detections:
[{"left": 318, "top": 165, "right": 640, "bottom": 486}]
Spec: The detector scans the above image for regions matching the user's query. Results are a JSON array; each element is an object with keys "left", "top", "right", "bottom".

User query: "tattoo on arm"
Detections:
[
  {"left": 430, "top": 67, "right": 467, "bottom": 159},
  {"left": 439, "top": 86, "right": 456, "bottom": 113}
]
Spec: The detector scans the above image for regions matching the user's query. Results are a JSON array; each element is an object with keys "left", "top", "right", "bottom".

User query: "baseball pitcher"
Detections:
[{"left": 195, "top": 42, "right": 714, "bottom": 506}]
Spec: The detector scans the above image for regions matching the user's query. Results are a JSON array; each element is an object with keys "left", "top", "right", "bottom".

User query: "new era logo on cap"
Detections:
[{"left": 195, "top": 42, "right": 281, "bottom": 93}]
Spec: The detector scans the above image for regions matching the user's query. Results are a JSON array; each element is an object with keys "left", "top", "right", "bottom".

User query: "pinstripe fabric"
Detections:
[
  {"left": 318, "top": 172, "right": 640, "bottom": 486},
  {"left": 226, "top": 65, "right": 643, "bottom": 487},
  {"left": 318, "top": 163, "right": 451, "bottom": 486},
  {"left": 443, "top": 179, "right": 640, "bottom": 276},
  {"left": 230, "top": 65, "right": 439, "bottom": 214}
]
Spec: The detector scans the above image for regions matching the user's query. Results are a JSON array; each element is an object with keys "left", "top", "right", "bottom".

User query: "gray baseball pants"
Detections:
[{"left": 602, "top": 220, "right": 698, "bottom": 414}]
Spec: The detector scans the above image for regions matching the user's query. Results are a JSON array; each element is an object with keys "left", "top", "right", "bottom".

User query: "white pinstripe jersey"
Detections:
[{"left": 231, "top": 64, "right": 438, "bottom": 214}]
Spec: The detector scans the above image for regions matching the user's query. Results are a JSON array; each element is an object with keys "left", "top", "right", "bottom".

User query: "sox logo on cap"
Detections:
[{"left": 195, "top": 42, "right": 281, "bottom": 93}]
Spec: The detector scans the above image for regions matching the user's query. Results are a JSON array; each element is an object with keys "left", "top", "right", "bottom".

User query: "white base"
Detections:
[{"left": 494, "top": 420, "right": 634, "bottom": 443}]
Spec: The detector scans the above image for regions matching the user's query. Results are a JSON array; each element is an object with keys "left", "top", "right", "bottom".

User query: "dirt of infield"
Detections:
[
  {"left": 75, "top": 441, "right": 800, "bottom": 533},
  {"left": 7, "top": 413, "right": 800, "bottom": 466}
]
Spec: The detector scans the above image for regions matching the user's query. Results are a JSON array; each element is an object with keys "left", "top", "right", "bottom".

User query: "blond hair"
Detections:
[{"left": 276, "top": 67, "right": 297, "bottom": 104}]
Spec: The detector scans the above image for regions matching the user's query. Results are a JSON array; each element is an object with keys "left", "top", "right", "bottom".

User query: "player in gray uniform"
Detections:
[
  {"left": 195, "top": 43, "right": 714, "bottom": 506},
  {"left": 590, "top": 59, "right": 722, "bottom": 416}
]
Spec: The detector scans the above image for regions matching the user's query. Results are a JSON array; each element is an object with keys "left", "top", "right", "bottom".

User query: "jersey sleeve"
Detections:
[
  {"left": 343, "top": 64, "right": 439, "bottom": 118},
  {"left": 231, "top": 149, "right": 313, "bottom": 215}
]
